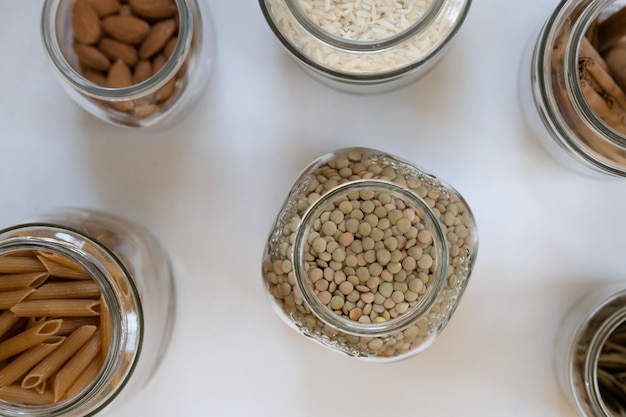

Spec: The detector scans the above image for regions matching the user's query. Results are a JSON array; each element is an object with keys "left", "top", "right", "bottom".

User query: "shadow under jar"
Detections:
[
  {"left": 41, "top": 0, "right": 215, "bottom": 129},
  {"left": 0, "top": 208, "right": 175, "bottom": 416},
  {"left": 520, "top": 0, "right": 626, "bottom": 177},
  {"left": 259, "top": 0, "right": 471, "bottom": 94},
  {"left": 262, "top": 147, "right": 478, "bottom": 362}
]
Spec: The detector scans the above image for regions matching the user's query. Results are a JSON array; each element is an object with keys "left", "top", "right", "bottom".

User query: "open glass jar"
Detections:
[
  {"left": 555, "top": 283, "right": 626, "bottom": 417},
  {"left": 41, "top": 0, "right": 215, "bottom": 129},
  {"left": 0, "top": 208, "right": 175, "bottom": 416},
  {"left": 259, "top": 0, "right": 471, "bottom": 93},
  {"left": 262, "top": 147, "right": 478, "bottom": 362},
  {"left": 520, "top": 0, "right": 626, "bottom": 177}
]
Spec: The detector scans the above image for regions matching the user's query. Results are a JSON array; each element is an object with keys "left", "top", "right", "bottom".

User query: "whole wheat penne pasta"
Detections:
[
  {"left": 66, "top": 354, "right": 102, "bottom": 399},
  {"left": 0, "top": 318, "right": 28, "bottom": 343},
  {"left": 27, "top": 281, "right": 101, "bottom": 301},
  {"left": 11, "top": 299, "right": 101, "bottom": 318},
  {"left": 0, "top": 384, "right": 54, "bottom": 405},
  {"left": 0, "top": 336, "right": 66, "bottom": 387},
  {"left": 21, "top": 325, "right": 96, "bottom": 389},
  {"left": 55, "top": 317, "right": 100, "bottom": 336},
  {"left": 100, "top": 293, "right": 111, "bottom": 360},
  {"left": 33, "top": 380, "right": 46, "bottom": 395},
  {"left": 0, "top": 272, "right": 48, "bottom": 292},
  {"left": 0, "top": 310, "right": 21, "bottom": 339},
  {"left": 26, "top": 317, "right": 48, "bottom": 329},
  {"left": 53, "top": 331, "right": 101, "bottom": 401},
  {"left": 0, "top": 256, "right": 45, "bottom": 274},
  {"left": 35, "top": 251, "right": 85, "bottom": 272},
  {"left": 37, "top": 257, "right": 91, "bottom": 280},
  {"left": 0, "top": 319, "right": 62, "bottom": 362},
  {"left": 0, "top": 288, "right": 35, "bottom": 309}
]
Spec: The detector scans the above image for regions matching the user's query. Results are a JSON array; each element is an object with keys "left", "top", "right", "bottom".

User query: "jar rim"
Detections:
[
  {"left": 292, "top": 179, "right": 449, "bottom": 338},
  {"left": 285, "top": 0, "right": 446, "bottom": 51},
  {"left": 533, "top": 0, "right": 626, "bottom": 176},
  {"left": 259, "top": 0, "right": 471, "bottom": 80},
  {"left": 0, "top": 224, "right": 143, "bottom": 417},
  {"left": 40, "top": 0, "right": 194, "bottom": 101}
]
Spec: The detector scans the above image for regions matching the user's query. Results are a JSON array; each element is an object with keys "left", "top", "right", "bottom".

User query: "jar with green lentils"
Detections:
[{"left": 262, "top": 147, "right": 478, "bottom": 362}]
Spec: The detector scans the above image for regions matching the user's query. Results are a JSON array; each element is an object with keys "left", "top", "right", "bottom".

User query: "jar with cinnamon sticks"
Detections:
[{"left": 521, "top": 0, "right": 626, "bottom": 177}]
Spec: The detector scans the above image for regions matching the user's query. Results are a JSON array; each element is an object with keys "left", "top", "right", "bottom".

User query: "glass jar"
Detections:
[
  {"left": 0, "top": 208, "right": 175, "bottom": 416},
  {"left": 41, "top": 0, "right": 215, "bottom": 129},
  {"left": 259, "top": 0, "right": 471, "bottom": 93},
  {"left": 554, "top": 283, "right": 626, "bottom": 417},
  {"left": 520, "top": 0, "right": 626, "bottom": 177},
  {"left": 262, "top": 147, "right": 478, "bottom": 362}
]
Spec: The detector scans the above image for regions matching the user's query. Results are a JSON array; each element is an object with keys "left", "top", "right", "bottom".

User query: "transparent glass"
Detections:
[
  {"left": 554, "top": 283, "right": 626, "bottom": 417},
  {"left": 41, "top": 0, "right": 215, "bottom": 129},
  {"left": 262, "top": 147, "right": 478, "bottom": 362},
  {"left": 0, "top": 208, "right": 175, "bottom": 416},
  {"left": 259, "top": 0, "right": 471, "bottom": 93},
  {"left": 520, "top": 0, "right": 626, "bottom": 177}
]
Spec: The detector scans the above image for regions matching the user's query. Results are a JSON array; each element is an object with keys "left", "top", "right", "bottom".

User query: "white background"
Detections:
[{"left": 3, "top": 1, "right": 626, "bottom": 416}]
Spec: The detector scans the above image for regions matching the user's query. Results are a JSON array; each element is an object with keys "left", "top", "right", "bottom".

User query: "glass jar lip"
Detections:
[
  {"left": 292, "top": 179, "right": 449, "bottom": 338},
  {"left": 259, "top": 0, "right": 471, "bottom": 80},
  {"left": 40, "top": 0, "right": 194, "bottom": 101},
  {"left": 0, "top": 223, "right": 144, "bottom": 417},
  {"left": 285, "top": 0, "right": 446, "bottom": 51},
  {"left": 534, "top": 0, "right": 626, "bottom": 176}
]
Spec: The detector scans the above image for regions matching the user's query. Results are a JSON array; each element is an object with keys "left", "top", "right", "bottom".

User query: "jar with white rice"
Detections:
[
  {"left": 258, "top": 0, "right": 471, "bottom": 93},
  {"left": 262, "top": 147, "right": 478, "bottom": 361}
]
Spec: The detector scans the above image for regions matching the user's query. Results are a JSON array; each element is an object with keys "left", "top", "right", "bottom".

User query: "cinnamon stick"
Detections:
[
  {"left": 580, "top": 36, "right": 608, "bottom": 71},
  {"left": 580, "top": 76, "right": 626, "bottom": 135},
  {"left": 598, "top": 5, "right": 626, "bottom": 52},
  {"left": 580, "top": 56, "right": 626, "bottom": 111},
  {"left": 605, "top": 39, "right": 626, "bottom": 93}
]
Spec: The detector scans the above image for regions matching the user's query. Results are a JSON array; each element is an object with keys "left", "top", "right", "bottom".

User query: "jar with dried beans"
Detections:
[{"left": 262, "top": 147, "right": 478, "bottom": 361}]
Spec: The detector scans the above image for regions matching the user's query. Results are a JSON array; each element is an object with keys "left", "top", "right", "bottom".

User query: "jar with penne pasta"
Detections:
[
  {"left": 0, "top": 208, "right": 175, "bottom": 416},
  {"left": 521, "top": 0, "right": 626, "bottom": 177},
  {"left": 41, "top": 0, "right": 216, "bottom": 128},
  {"left": 262, "top": 147, "right": 478, "bottom": 361}
]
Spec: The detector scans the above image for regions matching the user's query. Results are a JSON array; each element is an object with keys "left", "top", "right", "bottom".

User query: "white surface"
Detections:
[{"left": 2, "top": 1, "right": 625, "bottom": 416}]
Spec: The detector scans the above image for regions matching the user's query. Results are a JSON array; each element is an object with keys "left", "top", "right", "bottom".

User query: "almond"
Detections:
[
  {"left": 156, "top": 78, "right": 176, "bottom": 103},
  {"left": 74, "top": 44, "right": 111, "bottom": 71},
  {"left": 133, "top": 60, "right": 152, "bottom": 84},
  {"left": 139, "top": 19, "right": 176, "bottom": 59},
  {"left": 128, "top": 0, "right": 177, "bottom": 19},
  {"left": 119, "top": 4, "right": 133, "bottom": 16},
  {"left": 72, "top": 0, "right": 101, "bottom": 45},
  {"left": 107, "top": 60, "right": 134, "bottom": 111},
  {"left": 98, "top": 37, "right": 138, "bottom": 67},
  {"left": 107, "top": 59, "right": 133, "bottom": 88},
  {"left": 82, "top": 69, "right": 107, "bottom": 86},
  {"left": 152, "top": 52, "right": 167, "bottom": 74},
  {"left": 133, "top": 103, "right": 159, "bottom": 117},
  {"left": 163, "top": 36, "right": 177, "bottom": 59},
  {"left": 101, "top": 15, "right": 150, "bottom": 44},
  {"left": 84, "top": 0, "right": 121, "bottom": 17}
]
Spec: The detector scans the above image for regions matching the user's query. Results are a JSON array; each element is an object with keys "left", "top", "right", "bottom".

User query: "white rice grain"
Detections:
[{"left": 268, "top": 0, "right": 464, "bottom": 75}]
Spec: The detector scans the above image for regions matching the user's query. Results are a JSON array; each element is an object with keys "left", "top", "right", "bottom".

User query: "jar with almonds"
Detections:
[
  {"left": 0, "top": 208, "right": 175, "bottom": 416},
  {"left": 262, "top": 147, "right": 478, "bottom": 361},
  {"left": 41, "top": 0, "right": 215, "bottom": 128}
]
